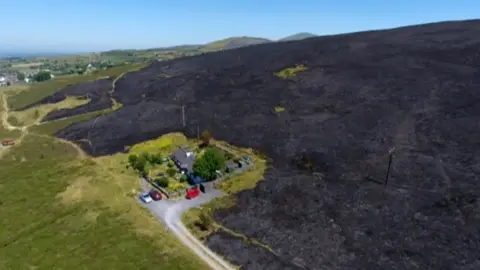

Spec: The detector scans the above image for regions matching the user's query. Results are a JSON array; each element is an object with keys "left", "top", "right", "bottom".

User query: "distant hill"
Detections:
[
  {"left": 279, "top": 32, "right": 317, "bottom": 41},
  {"left": 202, "top": 36, "right": 271, "bottom": 51}
]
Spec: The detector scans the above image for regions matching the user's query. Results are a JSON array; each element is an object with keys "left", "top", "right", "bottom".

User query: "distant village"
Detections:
[{"left": 0, "top": 61, "right": 113, "bottom": 87}]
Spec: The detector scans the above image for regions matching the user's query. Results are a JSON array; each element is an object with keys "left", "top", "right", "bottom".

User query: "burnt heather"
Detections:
[{"left": 50, "top": 20, "right": 480, "bottom": 269}]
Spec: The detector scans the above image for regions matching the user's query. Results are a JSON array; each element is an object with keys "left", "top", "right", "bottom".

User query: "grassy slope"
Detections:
[
  {"left": 0, "top": 134, "right": 206, "bottom": 270},
  {"left": 0, "top": 73, "right": 208, "bottom": 270}
]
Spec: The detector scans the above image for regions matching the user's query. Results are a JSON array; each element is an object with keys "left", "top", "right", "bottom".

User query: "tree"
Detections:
[
  {"left": 200, "top": 130, "right": 211, "bottom": 146},
  {"left": 155, "top": 177, "right": 169, "bottom": 188},
  {"left": 17, "top": 72, "right": 25, "bottom": 81},
  {"left": 33, "top": 71, "right": 51, "bottom": 82},
  {"left": 193, "top": 147, "right": 225, "bottom": 180},
  {"left": 128, "top": 153, "right": 147, "bottom": 174}
]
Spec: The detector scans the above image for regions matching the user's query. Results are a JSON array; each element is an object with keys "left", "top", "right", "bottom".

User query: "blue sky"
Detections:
[{"left": 0, "top": 0, "right": 478, "bottom": 53}]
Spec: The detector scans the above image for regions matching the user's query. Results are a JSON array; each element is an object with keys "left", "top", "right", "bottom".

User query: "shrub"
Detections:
[
  {"left": 148, "top": 153, "right": 163, "bottom": 164},
  {"left": 166, "top": 167, "right": 177, "bottom": 177},
  {"left": 200, "top": 130, "right": 211, "bottom": 146},
  {"left": 180, "top": 174, "right": 189, "bottom": 182},
  {"left": 155, "top": 177, "right": 169, "bottom": 188},
  {"left": 195, "top": 212, "right": 213, "bottom": 231}
]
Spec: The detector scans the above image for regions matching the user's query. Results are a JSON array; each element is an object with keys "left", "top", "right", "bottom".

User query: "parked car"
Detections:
[
  {"left": 139, "top": 192, "right": 153, "bottom": 204},
  {"left": 2, "top": 139, "right": 15, "bottom": 146},
  {"left": 149, "top": 189, "right": 162, "bottom": 201},
  {"left": 186, "top": 186, "right": 200, "bottom": 199}
]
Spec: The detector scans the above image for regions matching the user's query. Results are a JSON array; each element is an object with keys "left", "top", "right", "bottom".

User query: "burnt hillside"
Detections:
[{"left": 55, "top": 20, "right": 480, "bottom": 269}]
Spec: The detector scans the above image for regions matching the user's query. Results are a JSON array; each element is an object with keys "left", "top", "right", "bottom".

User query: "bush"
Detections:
[
  {"left": 155, "top": 177, "right": 169, "bottom": 188},
  {"left": 200, "top": 130, "right": 211, "bottom": 146},
  {"left": 195, "top": 212, "right": 213, "bottom": 231},
  {"left": 148, "top": 153, "right": 163, "bottom": 164},
  {"left": 179, "top": 174, "right": 188, "bottom": 182},
  {"left": 166, "top": 167, "right": 177, "bottom": 177}
]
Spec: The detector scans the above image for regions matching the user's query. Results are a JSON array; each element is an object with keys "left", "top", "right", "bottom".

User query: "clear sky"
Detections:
[{"left": 0, "top": 0, "right": 478, "bottom": 53}]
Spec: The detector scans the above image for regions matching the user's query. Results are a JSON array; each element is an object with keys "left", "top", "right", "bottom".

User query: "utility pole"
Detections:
[
  {"left": 384, "top": 147, "right": 395, "bottom": 187},
  {"left": 197, "top": 124, "right": 199, "bottom": 139},
  {"left": 181, "top": 105, "right": 185, "bottom": 127}
]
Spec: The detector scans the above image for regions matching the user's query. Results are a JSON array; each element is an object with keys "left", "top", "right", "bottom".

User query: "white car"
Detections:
[{"left": 139, "top": 192, "right": 153, "bottom": 204}]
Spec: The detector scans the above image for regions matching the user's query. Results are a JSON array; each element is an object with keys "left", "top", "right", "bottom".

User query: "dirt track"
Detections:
[{"left": 47, "top": 20, "right": 480, "bottom": 269}]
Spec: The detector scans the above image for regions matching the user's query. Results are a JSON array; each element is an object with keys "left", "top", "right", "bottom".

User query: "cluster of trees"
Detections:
[
  {"left": 127, "top": 152, "right": 164, "bottom": 175},
  {"left": 193, "top": 147, "right": 225, "bottom": 180},
  {"left": 33, "top": 71, "right": 52, "bottom": 82}
]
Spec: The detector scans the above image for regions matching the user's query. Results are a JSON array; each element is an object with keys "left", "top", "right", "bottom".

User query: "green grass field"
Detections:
[
  {"left": 0, "top": 134, "right": 207, "bottom": 270},
  {"left": 0, "top": 70, "right": 208, "bottom": 270}
]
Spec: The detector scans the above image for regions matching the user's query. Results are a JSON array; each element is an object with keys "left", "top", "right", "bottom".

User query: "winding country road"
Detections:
[{"left": 139, "top": 178, "right": 234, "bottom": 270}]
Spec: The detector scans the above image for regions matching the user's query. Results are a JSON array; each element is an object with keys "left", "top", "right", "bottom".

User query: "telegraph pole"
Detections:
[
  {"left": 181, "top": 105, "right": 186, "bottom": 127},
  {"left": 384, "top": 147, "right": 395, "bottom": 187},
  {"left": 197, "top": 124, "right": 200, "bottom": 139}
]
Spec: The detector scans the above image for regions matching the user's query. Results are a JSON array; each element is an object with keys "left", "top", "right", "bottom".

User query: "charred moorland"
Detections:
[{"left": 51, "top": 20, "right": 480, "bottom": 269}]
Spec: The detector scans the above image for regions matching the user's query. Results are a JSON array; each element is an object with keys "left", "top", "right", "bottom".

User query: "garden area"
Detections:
[
  {"left": 125, "top": 133, "right": 194, "bottom": 194},
  {"left": 124, "top": 131, "right": 259, "bottom": 197}
]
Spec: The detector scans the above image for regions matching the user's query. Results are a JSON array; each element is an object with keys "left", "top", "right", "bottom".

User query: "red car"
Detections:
[
  {"left": 186, "top": 187, "right": 200, "bottom": 199},
  {"left": 2, "top": 139, "right": 15, "bottom": 146},
  {"left": 149, "top": 189, "right": 162, "bottom": 201}
]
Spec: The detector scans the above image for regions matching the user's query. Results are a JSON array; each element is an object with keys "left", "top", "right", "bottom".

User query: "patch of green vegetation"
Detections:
[
  {"left": 216, "top": 157, "right": 267, "bottom": 194},
  {"left": 193, "top": 147, "right": 226, "bottom": 181},
  {"left": 0, "top": 128, "right": 21, "bottom": 140},
  {"left": 7, "top": 64, "right": 144, "bottom": 111},
  {"left": 28, "top": 110, "right": 107, "bottom": 135},
  {"left": 0, "top": 134, "right": 207, "bottom": 269},
  {"left": 181, "top": 196, "right": 236, "bottom": 239},
  {"left": 274, "top": 64, "right": 308, "bottom": 79},
  {"left": 126, "top": 133, "right": 196, "bottom": 193},
  {"left": 129, "top": 133, "right": 189, "bottom": 155},
  {"left": 273, "top": 106, "right": 286, "bottom": 113}
]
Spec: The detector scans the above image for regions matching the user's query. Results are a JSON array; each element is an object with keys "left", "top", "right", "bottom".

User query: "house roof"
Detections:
[{"left": 171, "top": 146, "right": 195, "bottom": 173}]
